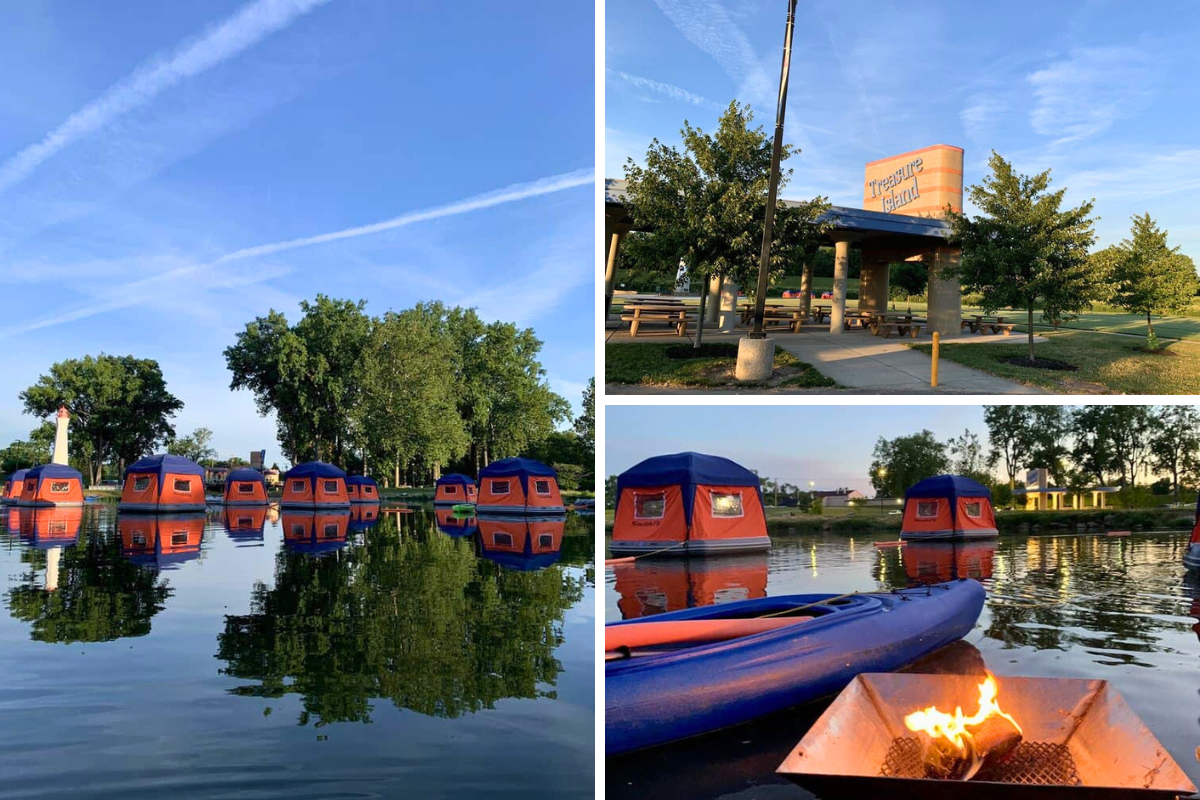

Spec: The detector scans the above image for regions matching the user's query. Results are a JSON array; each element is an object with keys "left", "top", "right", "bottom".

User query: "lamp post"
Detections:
[
  {"left": 736, "top": 0, "right": 798, "bottom": 380},
  {"left": 877, "top": 467, "right": 887, "bottom": 513}
]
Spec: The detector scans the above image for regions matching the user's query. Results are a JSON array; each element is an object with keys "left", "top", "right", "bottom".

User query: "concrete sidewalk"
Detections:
[{"left": 606, "top": 324, "right": 1049, "bottom": 394}]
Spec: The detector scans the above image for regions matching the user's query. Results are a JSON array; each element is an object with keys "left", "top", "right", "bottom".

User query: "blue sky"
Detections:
[
  {"left": 606, "top": 405, "right": 991, "bottom": 494},
  {"left": 607, "top": 0, "right": 1200, "bottom": 260},
  {"left": 0, "top": 1, "right": 594, "bottom": 468}
]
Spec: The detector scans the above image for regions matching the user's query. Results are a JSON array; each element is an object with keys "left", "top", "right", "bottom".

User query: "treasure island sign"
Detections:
[{"left": 863, "top": 144, "right": 964, "bottom": 219}]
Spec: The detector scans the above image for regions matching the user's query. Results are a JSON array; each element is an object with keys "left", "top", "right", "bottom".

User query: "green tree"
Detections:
[
  {"left": 1026, "top": 406, "right": 1072, "bottom": 482},
  {"left": 621, "top": 101, "right": 831, "bottom": 344},
  {"left": 947, "top": 429, "right": 989, "bottom": 483},
  {"left": 605, "top": 475, "right": 618, "bottom": 508},
  {"left": 20, "top": 354, "right": 183, "bottom": 484},
  {"left": 0, "top": 424, "right": 55, "bottom": 474},
  {"left": 1149, "top": 405, "right": 1200, "bottom": 502},
  {"left": 888, "top": 260, "right": 928, "bottom": 309},
  {"left": 1072, "top": 405, "right": 1154, "bottom": 486},
  {"left": 983, "top": 405, "right": 1034, "bottom": 489},
  {"left": 946, "top": 151, "right": 1099, "bottom": 362},
  {"left": 1108, "top": 214, "right": 1198, "bottom": 349},
  {"left": 168, "top": 427, "right": 216, "bottom": 464},
  {"left": 575, "top": 378, "right": 595, "bottom": 459},
  {"left": 869, "top": 431, "right": 949, "bottom": 498}
]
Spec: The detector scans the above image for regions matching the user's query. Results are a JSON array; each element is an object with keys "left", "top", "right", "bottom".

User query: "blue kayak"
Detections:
[{"left": 605, "top": 579, "right": 985, "bottom": 756}]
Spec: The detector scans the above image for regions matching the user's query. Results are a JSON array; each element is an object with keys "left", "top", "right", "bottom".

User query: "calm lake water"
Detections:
[
  {"left": 0, "top": 503, "right": 594, "bottom": 799},
  {"left": 605, "top": 531, "right": 1200, "bottom": 799}
]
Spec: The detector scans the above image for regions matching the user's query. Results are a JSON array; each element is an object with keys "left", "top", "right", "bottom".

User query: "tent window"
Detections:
[
  {"left": 134, "top": 477, "right": 151, "bottom": 492},
  {"left": 493, "top": 532, "right": 514, "bottom": 547},
  {"left": 492, "top": 480, "right": 511, "bottom": 495},
  {"left": 237, "top": 517, "right": 252, "bottom": 526},
  {"left": 132, "top": 531, "right": 147, "bottom": 546},
  {"left": 292, "top": 480, "right": 306, "bottom": 492},
  {"left": 444, "top": 485, "right": 458, "bottom": 495},
  {"left": 323, "top": 523, "right": 339, "bottom": 538},
  {"left": 173, "top": 479, "right": 191, "bottom": 492},
  {"left": 533, "top": 479, "right": 553, "bottom": 496},
  {"left": 539, "top": 534, "right": 554, "bottom": 548},
  {"left": 50, "top": 481, "right": 71, "bottom": 493},
  {"left": 633, "top": 492, "right": 666, "bottom": 520},
  {"left": 48, "top": 520, "right": 68, "bottom": 534},
  {"left": 237, "top": 483, "right": 255, "bottom": 494},
  {"left": 171, "top": 531, "right": 188, "bottom": 546},
  {"left": 965, "top": 501, "right": 983, "bottom": 518},
  {"left": 322, "top": 480, "right": 338, "bottom": 493},
  {"left": 711, "top": 491, "right": 745, "bottom": 518},
  {"left": 916, "top": 501, "right": 939, "bottom": 519},
  {"left": 25, "top": 480, "right": 35, "bottom": 493},
  {"left": 363, "top": 486, "right": 375, "bottom": 496}
]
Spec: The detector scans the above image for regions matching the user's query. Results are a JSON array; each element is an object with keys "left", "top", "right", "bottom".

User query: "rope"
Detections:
[{"left": 604, "top": 540, "right": 688, "bottom": 564}]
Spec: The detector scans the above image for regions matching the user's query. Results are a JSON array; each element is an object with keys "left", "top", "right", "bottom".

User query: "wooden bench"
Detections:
[
  {"left": 979, "top": 322, "right": 1015, "bottom": 336},
  {"left": 620, "top": 306, "right": 694, "bottom": 337},
  {"left": 874, "top": 321, "right": 924, "bottom": 339}
]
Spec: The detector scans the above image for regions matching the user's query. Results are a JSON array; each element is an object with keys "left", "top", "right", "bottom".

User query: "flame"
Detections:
[{"left": 903, "top": 672, "right": 1022, "bottom": 755}]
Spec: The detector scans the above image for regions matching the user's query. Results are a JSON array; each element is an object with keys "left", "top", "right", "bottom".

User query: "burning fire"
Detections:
[{"left": 904, "top": 672, "right": 1022, "bottom": 756}]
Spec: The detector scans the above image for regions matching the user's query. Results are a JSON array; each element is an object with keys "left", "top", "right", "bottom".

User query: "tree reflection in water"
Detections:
[{"left": 216, "top": 513, "right": 589, "bottom": 726}]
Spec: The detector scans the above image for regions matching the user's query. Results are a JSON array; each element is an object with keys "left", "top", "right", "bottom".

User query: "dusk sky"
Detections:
[
  {"left": 0, "top": 1, "right": 593, "bottom": 467},
  {"left": 607, "top": 0, "right": 1200, "bottom": 259},
  {"left": 606, "top": 405, "right": 993, "bottom": 494}
]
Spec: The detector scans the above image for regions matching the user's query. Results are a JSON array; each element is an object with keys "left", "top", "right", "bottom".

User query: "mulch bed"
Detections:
[{"left": 999, "top": 356, "right": 1078, "bottom": 371}]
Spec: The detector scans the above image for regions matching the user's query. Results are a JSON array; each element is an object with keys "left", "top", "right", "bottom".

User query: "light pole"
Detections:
[
  {"left": 877, "top": 467, "right": 887, "bottom": 513},
  {"left": 736, "top": 0, "right": 798, "bottom": 380}
]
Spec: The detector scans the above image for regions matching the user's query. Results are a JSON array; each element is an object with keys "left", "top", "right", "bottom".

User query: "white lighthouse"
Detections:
[{"left": 52, "top": 406, "right": 69, "bottom": 466}]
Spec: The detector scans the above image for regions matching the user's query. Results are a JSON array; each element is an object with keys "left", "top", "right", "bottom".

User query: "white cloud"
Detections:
[
  {"left": 609, "top": 70, "right": 714, "bottom": 106},
  {"left": 0, "top": 0, "right": 331, "bottom": 195},
  {"left": 960, "top": 93, "right": 1008, "bottom": 144},
  {"left": 1027, "top": 46, "right": 1153, "bottom": 143},
  {"left": 651, "top": 0, "right": 773, "bottom": 104}
]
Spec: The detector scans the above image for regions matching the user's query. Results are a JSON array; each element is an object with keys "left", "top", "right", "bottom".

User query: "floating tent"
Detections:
[
  {"left": 2, "top": 468, "right": 31, "bottom": 505},
  {"left": 223, "top": 468, "right": 269, "bottom": 506},
  {"left": 15, "top": 463, "right": 84, "bottom": 507},
  {"left": 346, "top": 475, "right": 380, "bottom": 504},
  {"left": 434, "top": 474, "right": 477, "bottom": 506},
  {"left": 348, "top": 503, "right": 380, "bottom": 532},
  {"left": 223, "top": 506, "right": 267, "bottom": 544},
  {"left": 476, "top": 515, "right": 565, "bottom": 571},
  {"left": 20, "top": 507, "right": 84, "bottom": 549},
  {"left": 119, "top": 513, "right": 205, "bottom": 568},
  {"left": 902, "top": 540, "right": 996, "bottom": 586},
  {"left": 613, "top": 552, "right": 769, "bottom": 620},
  {"left": 281, "top": 462, "right": 350, "bottom": 508},
  {"left": 282, "top": 510, "right": 350, "bottom": 554},
  {"left": 476, "top": 458, "right": 565, "bottom": 515},
  {"left": 435, "top": 506, "right": 478, "bottom": 537},
  {"left": 119, "top": 454, "right": 207, "bottom": 512},
  {"left": 611, "top": 452, "right": 771, "bottom": 555},
  {"left": 899, "top": 475, "right": 998, "bottom": 540}
]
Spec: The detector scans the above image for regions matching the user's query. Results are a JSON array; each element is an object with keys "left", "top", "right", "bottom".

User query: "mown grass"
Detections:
[
  {"left": 912, "top": 329, "right": 1200, "bottom": 394},
  {"left": 605, "top": 342, "right": 836, "bottom": 388}
]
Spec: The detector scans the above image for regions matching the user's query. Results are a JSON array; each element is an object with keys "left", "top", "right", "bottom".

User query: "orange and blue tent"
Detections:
[
  {"left": 282, "top": 510, "right": 350, "bottom": 554},
  {"left": 223, "top": 468, "right": 269, "bottom": 506},
  {"left": 346, "top": 475, "right": 380, "bottom": 504},
  {"left": 223, "top": 506, "right": 267, "bottom": 545},
  {"left": 476, "top": 515, "right": 565, "bottom": 571},
  {"left": 2, "top": 469, "right": 30, "bottom": 505},
  {"left": 899, "top": 475, "right": 998, "bottom": 541},
  {"left": 435, "top": 506, "right": 477, "bottom": 537},
  {"left": 119, "top": 513, "right": 206, "bottom": 568},
  {"left": 611, "top": 452, "right": 771, "bottom": 555},
  {"left": 119, "top": 455, "right": 207, "bottom": 512},
  {"left": 477, "top": 458, "right": 564, "bottom": 515},
  {"left": 434, "top": 474, "right": 477, "bottom": 505},
  {"left": 15, "top": 464, "right": 84, "bottom": 507},
  {"left": 349, "top": 503, "right": 380, "bottom": 532},
  {"left": 281, "top": 462, "right": 350, "bottom": 508}
]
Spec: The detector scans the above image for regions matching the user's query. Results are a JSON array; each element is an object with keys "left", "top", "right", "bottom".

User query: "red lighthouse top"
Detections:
[{"left": 57, "top": 406, "right": 69, "bottom": 418}]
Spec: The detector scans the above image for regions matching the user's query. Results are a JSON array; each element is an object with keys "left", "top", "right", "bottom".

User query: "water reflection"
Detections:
[
  {"left": 281, "top": 509, "right": 350, "bottom": 555},
  {"left": 216, "top": 519, "right": 587, "bottom": 725},
  {"left": 476, "top": 515, "right": 565, "bottom": 572},
  {"left": 348, "top": 503, "right": 380, "bottom": 532},
  {"left": 119, "top": 513, "right": 205, "bottom": 568},
  {"left": 436, "top": 506, "right": 478, "bottom": 537},
  {"left": 223, "top": 506, "right": 267, "bottom": 545},
  {"left": 611, "top": 553, "right": 769, "bottom": 620}
]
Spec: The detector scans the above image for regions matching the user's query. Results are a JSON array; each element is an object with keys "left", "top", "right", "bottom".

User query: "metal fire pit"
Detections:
[{"left": 777, "top": 673, "right": 1195, "bottom": 800}]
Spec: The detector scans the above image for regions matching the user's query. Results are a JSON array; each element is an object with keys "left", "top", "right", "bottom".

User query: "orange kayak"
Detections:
[{"left": 605, "top": 616, "right": 811, "bottom": 653}]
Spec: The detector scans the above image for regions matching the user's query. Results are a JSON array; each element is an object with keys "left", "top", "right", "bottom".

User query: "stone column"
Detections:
[
  {"left": 927, "top": 246, "right": 963, "bottom": 337},
  {"left": 719, "top": 280, "right": 739, "bottom": 333},
  {"left": 603, "top": 223, "right": 626, "bottom": 320},
  {"left": 857, "top": 254, "right": 890, "bottom": 314},
  {"left": 705, "top": 273, "right": 722, "bottom": 325},
  {"left": 829, "top": 237, "right": 852, "bottom": 334},
  {"left": 798, "top": 261, "right": 813, "bottom": 319}
]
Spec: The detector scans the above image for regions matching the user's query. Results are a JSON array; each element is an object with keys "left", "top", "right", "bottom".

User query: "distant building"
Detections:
[
  {"left": 205, "top": 465, "right": 231, "bottom": 485},
  {"left": 251, "top": 450, "right": 266, "bottom": 470},
  {"left": 812, "top": 488, "right": 866, "bottom": 508},
  {"left": 263, "top": 468, "right": 281, "bottom": 487}
]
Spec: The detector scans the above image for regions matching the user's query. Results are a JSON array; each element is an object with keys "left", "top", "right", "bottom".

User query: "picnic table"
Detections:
[
  {"left": 811, "top": 304, "right": 833, "bottom": 324},
  {"left": 619, "top": 304, "right": 695, "bottom": 337},
  {"left": 961, "top": 314, "right": 1015, "bottom": 335},
  {"left": 738, "top": 302, "right": 792, "bottom": 324},
  {"left": 870, "top": 313, "right": 928, "bottom": 338}
]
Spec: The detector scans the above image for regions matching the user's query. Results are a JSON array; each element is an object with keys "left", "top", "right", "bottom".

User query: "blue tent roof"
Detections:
[
  {"left": 6, "top": 468, "right": 30, "bottom": 484},
  {"left": 125, "top": 454, "right": 206, "bottom": 478},
  {"left": 284, "top": 461, "right": 347, "bottom": 480},
  {"left": 480, "top": 458, "right": 556, "bottom": 493},
  {"left": 904, "top": 475, "right": 993, "bottom": 501},
  {"left": 346, "top": 475, "right": 378, "bottom": 487},
  {"left": 225, "top": 468, "right": 266, "bottom": 484},
  {"left": 26, "top": 463, "right": 83, "bottom": 481},
  {"left": 436, "top": 473, "right": 475, "bottom": 487},
  {"left": 617, "top": 452, "right": 762, "bottom": 527}
]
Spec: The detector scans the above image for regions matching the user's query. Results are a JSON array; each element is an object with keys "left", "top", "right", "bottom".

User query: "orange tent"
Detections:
[
  {"left": 435, "top": 506, "right": 477, "bottom": 537},
  {"left": 476, "top": 458, "right": 565, "bottom": 514},
  {"left": 612, "top": 553, "right": 769, "bottom": 620},
  {"left": 349, "top": 503, "right": 380, "bottom": 532},
  {"left": 477, "top": 515, "right": 564, "bottom": 571},
  {"left": 611, "top": 452, "right": 770, "bottom": 555},
  {"left": 119, "top": 455, "right": 206, "bottom": 512},
  {"left": 281, "top": 462, "right": 350, "bottom": 508},
  {"left": 282, "top": 510, "right": 350, "bottom": 554},
  {"left": 2, "top": 469, "right": 30, "bottom": 505},
  {"left": 900, "top": 475, "right": 998, "bottom": 540},
  {"left": 15, "top": 464, "right": 84, "bottom": 507},
  {"left": 223, "top": 506, "right": 267, "bottom": 544},
  {"left": 119, "top": 513, "right": 205, "bottom": 567},
  {"left": 223, "top": 468, "right": 269, "bottom": 505},
  {"left": 434, "top": 474, "right": 477, "bottom": 505},
  {"left": 346, "top": 476, "right": 380, "bottom": 504},
  {"left": 22, "top": 506, "right": 84, "bottom": 549},
  {"left": 903, "top": 541, "right": 996, "bottom": 586}
]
